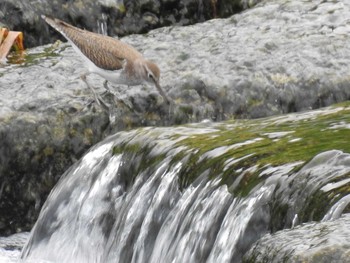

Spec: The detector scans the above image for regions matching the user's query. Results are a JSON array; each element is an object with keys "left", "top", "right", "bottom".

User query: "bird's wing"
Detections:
[{"left": 42, "top": 15, "right": 142, "bottom": 70}]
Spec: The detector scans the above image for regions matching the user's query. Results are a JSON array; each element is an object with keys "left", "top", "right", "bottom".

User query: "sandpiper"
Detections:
[{"left": 41, "top": 15, "right": 170, "bottom": 105}]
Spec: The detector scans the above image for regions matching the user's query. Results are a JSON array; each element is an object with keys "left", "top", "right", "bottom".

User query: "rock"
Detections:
[
  {"left": 1, "top": 0, "right": 350, "bottom": 235},
  {"left": 0, "top": 105, "right": 110, "bottom": 235},
  {"left": 0, "top": 0, "right": 258, "bottom": 48},
  {"left": 244, "top": 214, "right": 350, "bottom": 263}
]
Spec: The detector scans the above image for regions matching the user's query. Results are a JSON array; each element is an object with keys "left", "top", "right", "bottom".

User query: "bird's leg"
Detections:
[
  {"left": 80, "top": 73, "right": 109, "bottom": 110},
  {"left": 100, "top": 80, "right": 112, "bottom": 96},
  {"left": 103, "top": 80, "right": 112, "bottom": 92}
]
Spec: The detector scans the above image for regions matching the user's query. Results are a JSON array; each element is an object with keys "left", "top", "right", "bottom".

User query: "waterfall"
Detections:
[
  {"left": 21, "top": 127, "right": 280, "bottom": 263},
  {"left": 19, "top": 106, "right": 350, "bottom": 262}
]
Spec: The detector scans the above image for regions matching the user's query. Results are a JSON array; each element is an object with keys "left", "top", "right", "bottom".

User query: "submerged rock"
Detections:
[{"left": 1, "top": 0, "right": 350, "bottom": 235}]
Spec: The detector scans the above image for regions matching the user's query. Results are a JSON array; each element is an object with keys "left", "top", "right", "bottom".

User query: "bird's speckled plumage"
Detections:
[
  {"left": 42, "top": 15, "right": 170, "bottom": 103},
  {"left": 42, "top": 16, "right": 142, "bottom": 71}
]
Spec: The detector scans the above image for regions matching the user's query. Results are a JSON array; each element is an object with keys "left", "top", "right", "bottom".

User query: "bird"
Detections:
[{"left": 41, "top": 15, "right": 170, "bottom": 106}]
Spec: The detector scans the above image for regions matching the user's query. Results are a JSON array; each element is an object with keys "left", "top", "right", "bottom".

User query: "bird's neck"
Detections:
[{"left": 124, "top": 58, "right": 147, "bottom": 80}]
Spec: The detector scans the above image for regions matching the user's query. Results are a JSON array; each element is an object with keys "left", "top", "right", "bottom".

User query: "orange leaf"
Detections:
[
  {"left": 0, "top": 28, "right": 9, "bottom": 45},
  {"left": 0, "top": 29, "right": 25, "bottom": 60},
  {"left": 13, "top": 31, "right": 24, "bottom": 51}
]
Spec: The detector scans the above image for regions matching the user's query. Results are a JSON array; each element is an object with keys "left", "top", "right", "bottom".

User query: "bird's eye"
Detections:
[{"left": 148, "top": 73, "right": 153, "bottom": 79}]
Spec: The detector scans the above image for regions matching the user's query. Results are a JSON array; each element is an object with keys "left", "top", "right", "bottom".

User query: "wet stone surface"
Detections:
[
  {"left": 1, "top": 0, "right": 350, "bottom": 235},
  {"left": 244, "top": 213, "right": 350, "bottom": 263},
  {"left": 0, "top": 0, "right": 260, "bottom": 48}
]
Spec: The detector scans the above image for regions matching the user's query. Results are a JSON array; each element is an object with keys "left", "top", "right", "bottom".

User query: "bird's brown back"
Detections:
[{"left": 43, "top": 16, "right": 143, "bottom": 70}]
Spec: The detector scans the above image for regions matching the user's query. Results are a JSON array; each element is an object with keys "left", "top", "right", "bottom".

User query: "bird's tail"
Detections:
[
  {"left": 42, "top": 15, "right": 63, "bottom": 34},
  {"left": 41, "top": 15, "right": 82, "bottom": 40}
]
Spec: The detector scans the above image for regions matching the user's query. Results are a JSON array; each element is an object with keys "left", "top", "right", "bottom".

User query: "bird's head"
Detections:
[
  {"left": 134, "top": 58, "right": 170, "bottom": 103},
  {"left": 143, "top": 60, "right": 160, "bottom": 87}
]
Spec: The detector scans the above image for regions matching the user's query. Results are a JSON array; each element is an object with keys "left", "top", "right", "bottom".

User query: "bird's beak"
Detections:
[{"left": 154, "top": 80, "right": 170, "bottom": 103}]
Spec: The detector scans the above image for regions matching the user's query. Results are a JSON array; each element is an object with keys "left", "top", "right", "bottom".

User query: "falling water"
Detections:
[
  {"left": 97, "top": 13, "right": 108, "bottom": 36},
  {"left": 14, "top": 105, "right": 350, "bottom": 262},
  {"left": 19, "top": 125, "right": 284, "bottom": 263}
]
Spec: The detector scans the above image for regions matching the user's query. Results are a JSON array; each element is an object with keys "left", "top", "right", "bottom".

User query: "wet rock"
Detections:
[
  {"left": 0, "top": 106, "right": 111, "bottom": 235},
  {"left": 268, "top": 150, "right": 350, "bottom": 232},
  {"left": 244, "top": 214, "right": 350, "bottom": 263},
  {"left": 0, "top": 0, "right": 258, "bottom": 48},
  {"left": 1, "top": 0, "right": 350, "bottom": 235}
]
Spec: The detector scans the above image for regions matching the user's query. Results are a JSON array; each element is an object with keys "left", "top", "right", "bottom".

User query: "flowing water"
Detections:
[
  {"left": 2, "top": 105, "right": 350, "bottom": 262},
  {"left": 19, "top": 139, "right": 278, "bottom": 263}
]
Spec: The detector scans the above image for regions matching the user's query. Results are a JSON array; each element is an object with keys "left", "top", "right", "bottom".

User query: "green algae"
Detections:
[
  {"left": 175, "top": 104, "right": 350, "bottom": 190},
  {"left": 111, "top": 102, "right": 350, "bottom": 197},
  {"left": 5, "top": 41, "right": 65, "bottom": 67},
  {"left": 184, "top": 110, "right": 349, "bottom": 166},
  {"left": 23, "top": 46, "right": 62, "bottom": 65},
  {"left": 177, "top": 52, "right": 190, "bottom": 61},
  {"left": 113, "top": 140, "right": 168, "bottom": 189}
]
